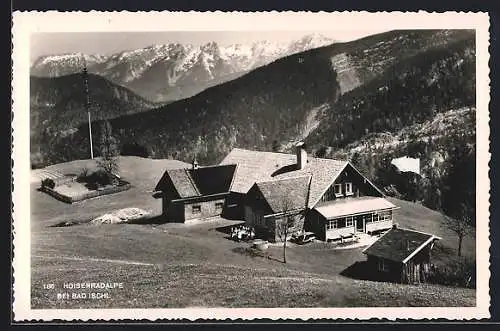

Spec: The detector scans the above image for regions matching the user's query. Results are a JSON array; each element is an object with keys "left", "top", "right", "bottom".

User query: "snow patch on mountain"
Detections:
[
  {"left": 31, "top": 33, "right": 337, "bottom": 101},
  {"left": 33, "top": 52, "right": 107, "bottom": 66}
]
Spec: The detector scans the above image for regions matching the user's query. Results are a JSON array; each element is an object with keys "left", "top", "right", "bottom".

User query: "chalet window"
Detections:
[
  {"left": 345, "top": 217, "right": 354, "bottom": 227},
  {"left": 378, "top": 258, "right": 389, "bottom": 272},
  {"left": 215, "top": 202, "right": 224, "bottom": 210},
  {"left": 345, "top": 182, "right": 353, "bottom": 196},
  {"left": 372, "top": 212, "right": 379, "bottom": 222},
  {"left": 334, "top": 184, "right": 343, "bottom": 197},
  {"left": 192, "top": 205, "right": 201, "bottom": 213},
  {"left": 363, "top": 214, "right": 372, "bottom": 223},
  {"left": 378, "top": 210, "right": 392, "bottom": 222},
  {"left": 326, "top": 219, "right": 338, "bottom": 230}
]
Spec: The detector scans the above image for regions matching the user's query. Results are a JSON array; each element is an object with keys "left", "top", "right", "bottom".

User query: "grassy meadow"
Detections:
[{"left": 30, "top": 157, "right": 476, "bottom": 308}]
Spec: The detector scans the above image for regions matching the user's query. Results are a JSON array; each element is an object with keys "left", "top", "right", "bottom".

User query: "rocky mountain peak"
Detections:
[{"left": 30, "top": 34, "right": 339, "bottom": 102}]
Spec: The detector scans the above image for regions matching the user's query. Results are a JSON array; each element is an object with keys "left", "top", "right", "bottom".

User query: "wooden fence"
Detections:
[{"left": 41, "top": 182, "right": 132, "bottom": 204}]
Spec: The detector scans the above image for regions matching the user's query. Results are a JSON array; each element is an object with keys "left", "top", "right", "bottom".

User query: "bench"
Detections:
[{"left": 327, "top": 233, "right": 360, "bottom": 244}]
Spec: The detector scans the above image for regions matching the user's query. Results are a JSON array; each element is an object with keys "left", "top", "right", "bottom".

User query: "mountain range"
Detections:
[
  {"left": 31, "top": 29, "right": 476, "bottom": 222},
  {"left": 30, "top": 33, "right": 336, "bottom": 102},
  {"left": 33, "top": 29, "right": 474, "bottom": 164}
]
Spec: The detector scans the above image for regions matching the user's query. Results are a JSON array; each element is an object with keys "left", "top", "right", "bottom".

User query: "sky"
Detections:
[{"left": 30, "top": 30, "right": 389, "bottom": 64}]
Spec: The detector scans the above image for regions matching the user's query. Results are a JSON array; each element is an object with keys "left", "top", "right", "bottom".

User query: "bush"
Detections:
[
  {"left": 87, "top": 169, "right": 112, "bottom": 186},
  {"left": 76, "top": 167, "right": 89, "bottom": 182},
  {"left": 86, "top": 181, "right": 99, "bottom": 191},
  {"left": 428, "top": 257, "right": 476, "bottom": 288},
  {"left": 41, "top": 178, "right": 55, "bottom": 189},
  {"left": 79, "top": 169, "right": 116, "bottom": 190}
]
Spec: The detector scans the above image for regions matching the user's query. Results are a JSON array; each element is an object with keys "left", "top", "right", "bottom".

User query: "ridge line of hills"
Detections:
[{"left": 31, "top": 33, "right": 337, "bottom": 102}]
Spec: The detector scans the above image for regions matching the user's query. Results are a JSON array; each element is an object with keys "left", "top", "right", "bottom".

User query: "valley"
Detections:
[{"left": 30, "top": 28, "right": 477, "bottom": 234}]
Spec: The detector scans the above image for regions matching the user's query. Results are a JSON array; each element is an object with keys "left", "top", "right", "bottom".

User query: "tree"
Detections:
[
  {"left": 121, "top": 141, "right": 149, "bottom": 157},
  {"left": 315, "top": 145, "right": 328, "bottom": 158},
  {"left": 423, "top": 167, "right": 443, "bottom": 211},
  {"left": 272, "top": 140, "right": 281, "bottom": 152},
  {"left": 350, "top": 151, "right": 363, "bottom": 170},
  {"left": 275, "top": 197, "right": 304, "bottom": 264},
  {"left": 97, "top": 121, "right": 120, "bottom": 184},
  {"left": 441, "top": 140, "right": 475, "bottom": 226},
  {"left": 443, "top": 203, "right": 473, "bottom": 257}
]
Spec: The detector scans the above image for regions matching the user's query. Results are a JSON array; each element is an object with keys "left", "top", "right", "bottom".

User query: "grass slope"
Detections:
[
  {"left": 30, "top": 157, "right": 476, "bottom": 308},
  {"left": 31, "top": 220, "right": 475, "bottom": 308}
]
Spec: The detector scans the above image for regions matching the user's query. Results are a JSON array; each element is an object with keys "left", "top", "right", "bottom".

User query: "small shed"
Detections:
[
  {"left": 154, "top": 162, "right": 237, "bottom": 223},
  {"left": 362, "top": 224, "right": 442, "bottom": 284}
]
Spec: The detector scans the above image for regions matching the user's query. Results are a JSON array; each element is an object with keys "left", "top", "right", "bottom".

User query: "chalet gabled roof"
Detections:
[
  {"left": 253, "top": 176, "right": 312, "bottom": 214},
  {"left": 155, "top": 168, "right": 199, "bottom": 198},
  {"left": 155, "top": 164, "right": 237, "bottom": 199},
  {"left": 188, "top": 164, "right": 237, "bottom": 195},
  {"left": 220, "top": 148, "right": 348, "bottom": 208},
  {"left": 362, "top": 227, "right": 442, "bottom": 263}
]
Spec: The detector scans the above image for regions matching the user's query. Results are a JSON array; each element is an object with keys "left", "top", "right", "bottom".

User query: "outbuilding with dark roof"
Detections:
[
  {"left": 362, "top": 224, "right": 442, "bottom": 284},
  {"left": 154, "top": 161, "right": 237, "bottom": 223}
]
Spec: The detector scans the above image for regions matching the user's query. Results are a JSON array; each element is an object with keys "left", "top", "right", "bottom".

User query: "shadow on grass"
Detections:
[
  {"left": 231, "top": 246, "right": 283, "bottom": 263},
  {"left": 50, "top": 220, "right": 83, "bottom": 228},
  {"left": 50, "top": 214, "right": 169, "bottom": 228},
  {"left": 340, "top": 261, "right": 376, "bottom": 281},
  {"left": 127, "top": 215, "right": 169, "bottom": 225}
]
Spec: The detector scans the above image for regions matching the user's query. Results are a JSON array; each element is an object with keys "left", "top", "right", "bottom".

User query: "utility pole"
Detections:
[{"left": 82, "top": 58, "right": 94, "bottom": 159}]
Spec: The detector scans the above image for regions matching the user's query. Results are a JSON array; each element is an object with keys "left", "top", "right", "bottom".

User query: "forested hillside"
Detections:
[
  {"left": 36, "top": 50, "right": 340, "bottom": 165},
  {"left": 306, "top": 36, "right": 475, "bottom": 149},
  {"left": 30, "top": 73, "right": 158, "bottom": 167},
  {"left": 304, "top": 35, "right": 476, "bottom": 224}
]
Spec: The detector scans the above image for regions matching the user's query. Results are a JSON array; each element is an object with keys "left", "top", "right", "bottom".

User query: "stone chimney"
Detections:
[
  {"left": 295, "top": 142, "right": 307, "bottom": 170},
  {"left": 192, "top": 157, "right": 199, "bottom": 170}
]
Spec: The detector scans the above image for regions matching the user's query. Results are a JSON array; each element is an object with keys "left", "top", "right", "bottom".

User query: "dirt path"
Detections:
[{"left": 32, "top": 255, "right": 157, "bottom": 266}]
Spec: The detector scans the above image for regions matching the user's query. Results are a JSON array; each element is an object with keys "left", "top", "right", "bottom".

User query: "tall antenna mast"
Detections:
[{"left": 82, "top": 57, "right": 94, "bottom": 159}]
